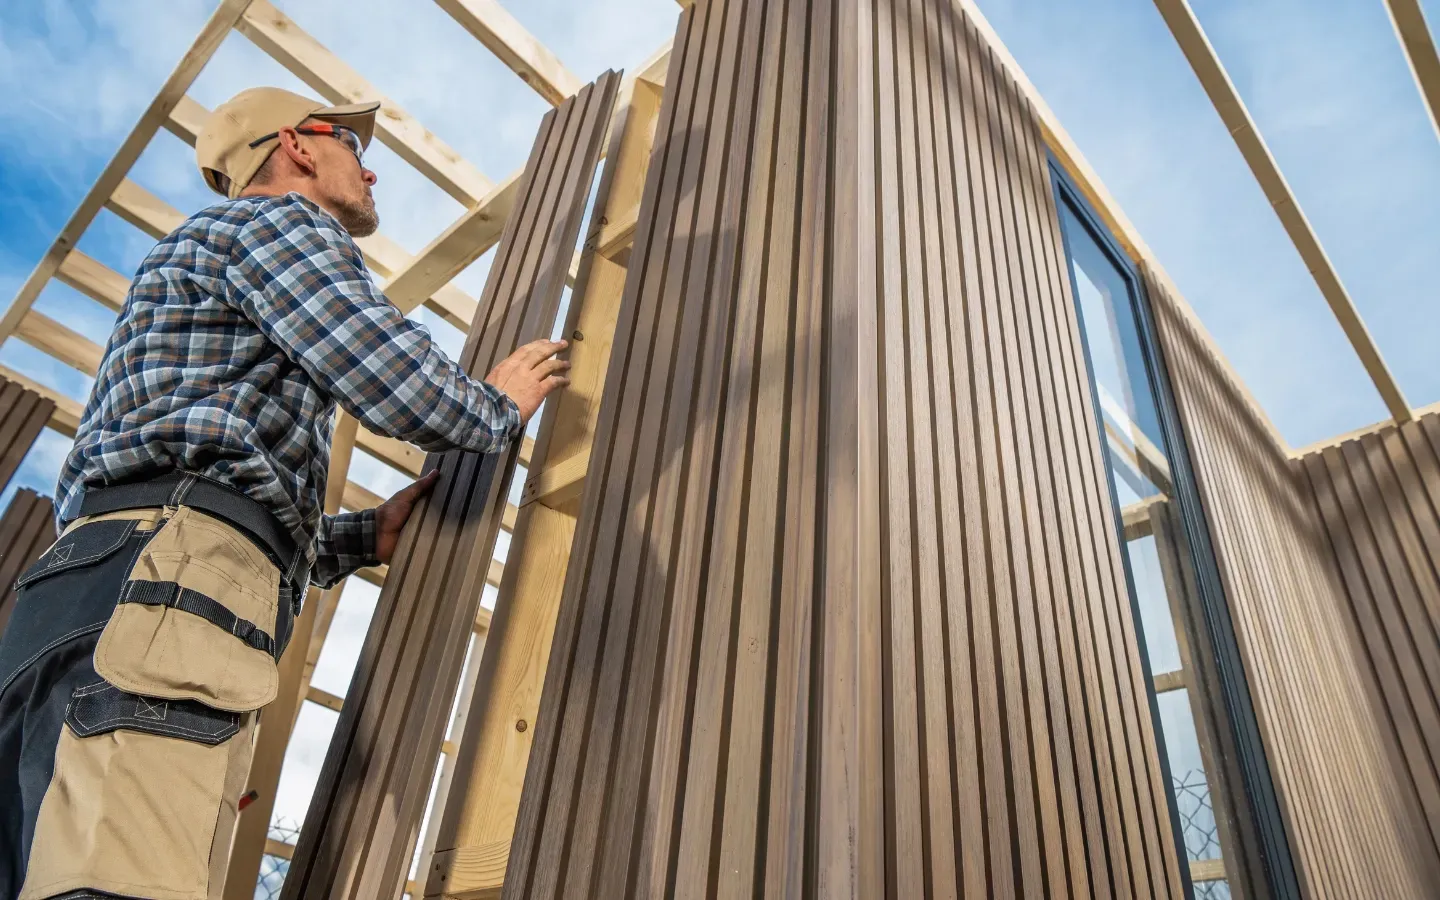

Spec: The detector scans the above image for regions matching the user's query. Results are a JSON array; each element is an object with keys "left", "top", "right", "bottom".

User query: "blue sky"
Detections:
[{"left": 0, "top": 0, "right": 1435, "bottom": 858}]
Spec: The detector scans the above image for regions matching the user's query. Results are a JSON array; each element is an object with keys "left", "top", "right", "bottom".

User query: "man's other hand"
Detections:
[
  {"left": 374, "top": 470, "right": 440, "bottom": 563},
  {"left": 485, "top": 338, "right": 571, "bottom": 424}
]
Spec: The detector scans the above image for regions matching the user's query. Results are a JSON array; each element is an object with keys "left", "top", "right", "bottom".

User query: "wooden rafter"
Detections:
[
  {"left": 1385, "top": 0, "right": 1440, "bottom": 145},
  {"left": 56, "top": 251, "right": 129, "bottom": 313},
  {"left": 0, "top": 0, "right": 255, "bottom": 345},
  {"left": 433, "top": 0, "right": 583, "bottom": 106},
  {"left": 1150, "top": 0, "right": 1411, "bottom": 423},
  {"left": 238, "top": 0, "right": 493, "bottom": 205}
]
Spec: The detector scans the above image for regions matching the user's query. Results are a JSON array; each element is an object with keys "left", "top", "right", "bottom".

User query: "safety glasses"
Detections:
[{"left": 248, "top": 123, "right": 365, "bottom": 166}]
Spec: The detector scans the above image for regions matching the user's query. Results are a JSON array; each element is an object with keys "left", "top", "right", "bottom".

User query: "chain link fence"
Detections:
[
  {"left": 1173, "top": 768, "right": 1231, "bottom": 899},
  {"left": 254, "top": 818, "right": 302, "bottom": 900}
]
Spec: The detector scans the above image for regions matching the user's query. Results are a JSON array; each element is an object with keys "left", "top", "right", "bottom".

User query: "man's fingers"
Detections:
[
  {"left": 520, "top": 338, "right": 568, "bottom": 365},
  {"left": 396, "top": 469, "right": 441, "bottom": 501},
  {"left": 540, "top": 374, "right": 571, "bottom": 393},
  {"left": 533, "top": 358, "right": 572, "bottom": 378}
]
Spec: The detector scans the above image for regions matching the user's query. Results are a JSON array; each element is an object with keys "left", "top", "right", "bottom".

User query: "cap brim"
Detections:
[{"left": 309, "top": 100, "right": 381, "bottom": 149}]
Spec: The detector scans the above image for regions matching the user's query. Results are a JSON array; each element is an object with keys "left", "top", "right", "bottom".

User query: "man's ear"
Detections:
[{"left": 276, "top": 126, "right": 316, "bottom": 177}]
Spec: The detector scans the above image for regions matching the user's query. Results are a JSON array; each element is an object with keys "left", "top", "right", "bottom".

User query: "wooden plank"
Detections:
[
  {"left": 56, "top": 250, "right": 129, "bottom": 313},
  {"left": 1384, "top": 0, "right": 1440, "bottom": 145},
  {"left": 427, "top": 70, "right": 664, "bottom": 899},
  {"left": 0, "top": 490, "right": 55, "bottom": 637},
  {"left": 0, "top": 377, "right": 56, "bottom": 492},
  {"left": 1150, "top": 0, "right": 1409, "bottom": 422},
  {"left": 307, "top": 685, "right": 345, "bottom": 713},
  {"left": 0, "top": 0, "right": 254, "bottom": 345},
  {"left": 16, "top": 311, "right": 104, "bottom": 376},
  {"left": 238, "top": 0, "right": 493, "bottom": 206},
  {"left": 0, "top": 366, "right": 81, "bottom": 438},
  {"left": 280, "top": 71, "right": 618, "bottom": 900},
  {"left": 165, "top": 94, "right": 211, "bottom": 146},
  {"left": 107, "top": 177, "right": 186, "bottom": 238},
  {"left": 434, "top": 0, "right": 583, "bottom": 106}
]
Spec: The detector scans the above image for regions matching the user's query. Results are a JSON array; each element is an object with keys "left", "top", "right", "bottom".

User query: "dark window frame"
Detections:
[{"left": 1050, "top": 159, "right": 1302, "bottom": 900}]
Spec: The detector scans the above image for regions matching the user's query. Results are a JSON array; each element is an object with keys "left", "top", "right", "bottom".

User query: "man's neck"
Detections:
[{"left": 239, "top": 183, "right": 341, "bottom": 225}]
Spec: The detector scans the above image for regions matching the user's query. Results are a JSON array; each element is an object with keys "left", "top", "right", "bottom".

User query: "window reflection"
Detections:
[{"left": 1061, "top": 196, "right": 1235, "bottom": 897}]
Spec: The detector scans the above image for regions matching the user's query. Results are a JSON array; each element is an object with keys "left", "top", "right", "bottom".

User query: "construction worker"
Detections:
[{"left": 0, "top": 87, "right": 569, "bottom": 898}]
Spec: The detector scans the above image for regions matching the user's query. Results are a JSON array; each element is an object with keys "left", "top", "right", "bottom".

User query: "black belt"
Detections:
[{"left": 76, "top": 471, "right": 311, "bottom": 606}]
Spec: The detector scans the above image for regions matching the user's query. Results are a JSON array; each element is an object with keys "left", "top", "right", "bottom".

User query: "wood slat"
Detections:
[
  {"left": 1152, "top": 264, "right": 1440, "bottom": 896},
  {"left": 0, "top": 366, "right": 80, "bottom": 438},
  {"left": 426, "top": 67, "right": 665, "bottom": 899},
  {"left": 502, "top": 1, "right": 1180, "bottom": 896},
  {"left": 280, "top": 71, "right": 618, "bottom": 900},
  {"left": 0, "top": 490, "right": 55, "bottom": 637},
  {"left": 56, "top": 250, "right": 129, "bottom": 313},
  {"left": 16, "top": 311, "right": 104, "bottom": 376},
  {"left": 0, "top": 376, "right": 57, "bottom": 492}
]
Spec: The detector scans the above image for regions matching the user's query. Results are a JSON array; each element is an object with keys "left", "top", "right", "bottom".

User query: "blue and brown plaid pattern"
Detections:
[{"left": 57, "top": 192, "right": 521, "bottom": 588}]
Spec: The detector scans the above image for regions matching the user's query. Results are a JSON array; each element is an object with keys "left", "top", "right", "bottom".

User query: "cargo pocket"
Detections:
[
  {"left": 93, "top": 505, "right": 283, "bottom": 712},
  {"left": 18, "top": 680, "right": 256, "bottom": 900}
]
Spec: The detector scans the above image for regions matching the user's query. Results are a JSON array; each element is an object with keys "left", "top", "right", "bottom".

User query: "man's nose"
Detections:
[{"left": 362, "top": 167, "right": 378, "bottom": 186}]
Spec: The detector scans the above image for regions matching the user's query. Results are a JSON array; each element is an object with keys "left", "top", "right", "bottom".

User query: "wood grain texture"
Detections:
[
  {"left": 502, "top": 1, "right": 1179, "bottom": 896},
  {"left": 0, "top": 490, "right": 55, "bottom": 637},
  {"left": 1294, "top": 408, "right": 1440, "bottom": 892},
  {"left": 280, "top": 71, "right": 619, "bottom": 900},
  {"left": 0, "top": 377, "right": 56, "bottom": 493},
  {"left": 1149, "top": 267, "right": 1440, "bottom": 898}
]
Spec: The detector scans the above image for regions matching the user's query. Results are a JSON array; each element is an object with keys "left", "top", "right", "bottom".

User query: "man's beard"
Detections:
[{"left": 334, "top": 189, "right": 379, "bottom": 237}]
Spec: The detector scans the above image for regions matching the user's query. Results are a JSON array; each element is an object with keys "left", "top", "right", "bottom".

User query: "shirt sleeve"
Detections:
[
  {"left": 312, "top": 509, "right": 378, "bottom": 589},
  {"left": 225, "top": 194, "right": 523, "bottom": 453}
]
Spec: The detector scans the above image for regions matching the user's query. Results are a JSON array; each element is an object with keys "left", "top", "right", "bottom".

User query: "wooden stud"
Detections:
[
  {"left": 15, "top": 311, "right": 104, "bottom": 376},
  {"left": 56, "top": 251, "right": 129, "bottom": 313}
]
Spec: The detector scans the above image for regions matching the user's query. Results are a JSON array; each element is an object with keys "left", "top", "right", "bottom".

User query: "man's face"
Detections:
[{"left": 304, "top": 123, "right": 380, "bottom": 237}]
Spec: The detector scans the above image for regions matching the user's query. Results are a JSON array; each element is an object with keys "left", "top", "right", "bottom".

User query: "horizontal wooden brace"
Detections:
[{"left": 56, "top": 251, "right": 128, "bottom": 313}]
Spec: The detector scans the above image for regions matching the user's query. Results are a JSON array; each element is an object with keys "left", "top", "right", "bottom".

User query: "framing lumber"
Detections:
[
  {"left": 1151, "top": 0, "right": 1411, "bottom": 422},
  {"left": 107, "top": 177, "right": 186, "bottom": 238},
  {"left": 238, "top": 0, "right": 493, "bottom": 206},
  {"left": 56, "top": 251, "right": 129, "bottom": 313},
  {"left": 15, "top": 312, "right": 104, "bottom": 376},
  {"left": 427, "top": 72, "right": 662, "bottom": 899},
  {"left": 225, "top": 411, "right": 361, "bottom": 898},
  {"left": 280, "top": 71, "right": 619, "bottom": 900},
  {"left": 0, "top": 0, "right": 254, "bottom": 345},
  {"left": 434, "top": 0, "right": 583, "bottom": 106},
  {"left": 1385, "top": 0, "right": 1440, "bottom": 145}
]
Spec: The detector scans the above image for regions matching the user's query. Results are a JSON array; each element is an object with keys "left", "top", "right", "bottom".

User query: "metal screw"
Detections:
[
  {"left": 571, "top": 330, "right": 584, "bottom": 342},
  {"left": 516, "top": 719, "right": 528, "bottom": 732}
]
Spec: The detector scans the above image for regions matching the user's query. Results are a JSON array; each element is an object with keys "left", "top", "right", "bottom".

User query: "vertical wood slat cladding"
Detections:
[
  {"left": 0, "top": 490, "right": 54, "bottom": 636},
  {"left": 1296, "top": 410, "right": 1440, "bottom": 886},
  {"left": 503, "top": 0, "right": 1180, "bottom": 895},
  {"left": 0, "top": 377, "right": 56, "bottom": 491},
  {"left": 1148, "top": 268, "right": 1440, "bottom": 898},
  {"left": 281, "top": 71, "right": 618, "bottom": 900}
]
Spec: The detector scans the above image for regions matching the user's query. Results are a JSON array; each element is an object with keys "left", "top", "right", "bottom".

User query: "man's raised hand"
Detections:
[{"left": 485, "top": 338, "right": 571, "bottom": 424}]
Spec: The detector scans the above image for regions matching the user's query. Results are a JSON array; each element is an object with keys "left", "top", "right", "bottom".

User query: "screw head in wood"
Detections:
[
  {"left": 571, "top": 330, "right": 584, "bottom": 342},
  {"left": 516, "top": 719, "right": 528, "bottom": 732}
]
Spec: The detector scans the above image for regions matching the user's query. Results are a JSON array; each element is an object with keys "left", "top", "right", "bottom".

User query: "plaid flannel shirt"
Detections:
[{"left": 56, "top": 192, "right": 522, "bottom": 589}]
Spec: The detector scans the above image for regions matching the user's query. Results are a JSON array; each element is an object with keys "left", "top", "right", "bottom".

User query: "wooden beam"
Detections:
[
  {"left": 433, "top": 0, "right": 583, "bottom": 106},
  {"left": 0, "top": 0, "right": 254, "bottom": 345},
  {"left": 165, "top": 94, "right": 210, "bottom": 146},
  {"left": 265, "top": 838, "right": 296, "bottom": 861},
  {"left": 226, "top": 412, "right": 361, "bottom": 898},
  {"left": 107, "top": 177, "right": 186, "bottom": 239},
  {"left": 56, "top": 251, "right": 128, "bottom": 313},
  {"left": 1150, "top": 0, "right": 1410, "bottom": 422},
  {"left": 16, "top": 312, "right": 104, "bottom": 376},
  {"left": 238, "top": 0, "right": 493, "bottom": 206},
  {"left": 307, "top": 685, "right": 346, "bottom": 713},
  {"left": 1385, "top": 0, "right": 1440, "bottom": 146},
  {"left": 1190, "top": 858, "right": 1226, "bottom": 882},
  {"left": 382, "top": 170, "right": 523, "bottom": 315},
  {"left": 1152, "top": 669, "right": 1186, "bottom": 694},
  {"left": 355, "top": 428, "right": 427, "bottom": 477},
  {"left": 428, "top": 72, "right": 661, "bottom": 900},
  {"left": 0, "top": 366, "right": 82, "bottom": 438}
]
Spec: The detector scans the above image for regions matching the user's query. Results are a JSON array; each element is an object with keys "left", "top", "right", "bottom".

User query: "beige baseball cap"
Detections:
[{"left": 197, "top": 87, "right": 380, "bottom": 198}]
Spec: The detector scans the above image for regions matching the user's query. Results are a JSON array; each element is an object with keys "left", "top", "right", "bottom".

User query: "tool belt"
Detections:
[{"left": 75, "top": 470, "right": 311, "bottom": 654}]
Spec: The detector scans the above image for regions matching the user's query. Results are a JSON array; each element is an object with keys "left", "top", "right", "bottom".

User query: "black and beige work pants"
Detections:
[{"left": 0, "top": 504, "right": 289, "bottom": 899}]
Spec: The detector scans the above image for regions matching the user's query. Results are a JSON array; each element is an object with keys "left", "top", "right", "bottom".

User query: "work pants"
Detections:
[{"left": 0, "top": 504, "right": 287, "bottom": 900}]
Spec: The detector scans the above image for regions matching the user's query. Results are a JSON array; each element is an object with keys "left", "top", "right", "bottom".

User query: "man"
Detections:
[{"left": 0, "top": 87, "right": 568, "bottom": 898}]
